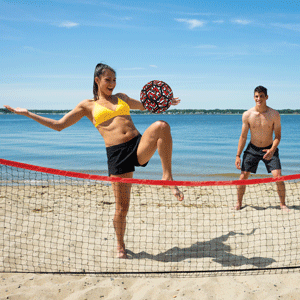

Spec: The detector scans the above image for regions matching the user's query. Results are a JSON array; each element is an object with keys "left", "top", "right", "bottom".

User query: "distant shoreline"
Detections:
[{"left": 1, "top": 108, "right": 300, "bottom": 115}]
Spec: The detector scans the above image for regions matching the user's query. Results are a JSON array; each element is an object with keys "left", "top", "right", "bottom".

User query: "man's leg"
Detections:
[{"left": 271, "top": 169, "right": 288, "bottom": 211}]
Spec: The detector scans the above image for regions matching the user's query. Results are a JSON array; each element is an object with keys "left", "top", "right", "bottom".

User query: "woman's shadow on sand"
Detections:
[{"left": 126, "top": 230, "right": 275, "bottom": 268}]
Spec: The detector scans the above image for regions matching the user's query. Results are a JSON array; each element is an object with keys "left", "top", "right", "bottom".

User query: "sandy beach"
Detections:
[
  {"left": 1, "top": 272, "right": 300, "bottom": 299},
  {"left": 1, "top": 178, "right": 300, "bottom": 299}
]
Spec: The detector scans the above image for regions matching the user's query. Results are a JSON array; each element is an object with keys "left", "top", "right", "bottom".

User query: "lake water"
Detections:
[{"left": 1, "top": 113, "right": 300, "bottom": 181}]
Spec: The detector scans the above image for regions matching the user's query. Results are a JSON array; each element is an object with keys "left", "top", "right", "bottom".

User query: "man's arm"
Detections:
[{"left": 235, "top": 112, "right": 250, "bottom": 170}]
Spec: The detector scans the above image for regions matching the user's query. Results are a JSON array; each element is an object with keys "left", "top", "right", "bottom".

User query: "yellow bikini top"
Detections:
[{"left": 93, "top": 98, "right": 130, "bottom": 127}]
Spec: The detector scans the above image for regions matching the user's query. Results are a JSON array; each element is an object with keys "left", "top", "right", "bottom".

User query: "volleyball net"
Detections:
[{"left": 1, "top": 158, "right": 300, "bottom": 277}]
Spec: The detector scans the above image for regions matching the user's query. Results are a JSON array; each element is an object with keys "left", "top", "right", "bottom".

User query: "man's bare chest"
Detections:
[{"left": 249, "top": 114, "right": 273, "bottom": 130}]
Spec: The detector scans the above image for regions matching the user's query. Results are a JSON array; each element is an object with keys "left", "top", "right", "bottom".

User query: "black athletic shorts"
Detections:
[
  {"left": 106, "top": 134, "right": 148, "bottom": 176},
  {"left": 241, "top": 142, "right": 281, "bottom": 174}
]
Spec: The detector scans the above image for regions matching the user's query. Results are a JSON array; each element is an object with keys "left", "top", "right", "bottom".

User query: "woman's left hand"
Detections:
[{"left": 171, "top": 97, "right": 181, "bottom": 106}]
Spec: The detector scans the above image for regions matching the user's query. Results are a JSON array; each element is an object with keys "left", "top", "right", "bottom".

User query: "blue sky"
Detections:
[{"left": 1, "top": 0, "right": 299, "bottom": 109}]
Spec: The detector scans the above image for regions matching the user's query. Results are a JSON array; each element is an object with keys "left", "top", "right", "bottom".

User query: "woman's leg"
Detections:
[
  {"left": 111, "top": 172, "right": 133, "bottom": 258},
  {"left": 137, "top": 120, "right": 184, "bottom": 201}
]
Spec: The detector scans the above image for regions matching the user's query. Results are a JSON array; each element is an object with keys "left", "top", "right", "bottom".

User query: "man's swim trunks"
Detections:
[
  {"left": 241, "top": 142, "right": 281, "bottom": 173},
  {"left": 106, "top": 134, "right": 148, "bottom": 176}
]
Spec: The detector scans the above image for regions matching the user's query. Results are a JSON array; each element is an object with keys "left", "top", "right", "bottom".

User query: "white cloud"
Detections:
[
  {"left": 58, "top": 21, "right": 79, "bottom": 28},
  {"left": 282, "top": 42, "right": 300, "bottom": 48},
  {"left": 272, "top": 23, "right": 300, "bottom": 32},
  {"left": 118, "top": 67, "right": 145, "bottom": 71},
  {"left": 150, "top": 65, "right": 158, "bottom": 68},
  {"left": 213, "top": 20, "right": 224, "bottom": 24},
  {"left": 175, "top": 12, "right": 216, "bottom": 17},
  {"left": 232, "top": 19, "right": 251, "bottom": 25},
  {"left": 23, "top": 46, "right": 38, "bottom": 52},
  {"left": 195, "top": 44, "right": 217, "bottom": 49},
  {"left": 120, "top": 16, "right": 132, "bottom": 21},
  {"left": 175, "top": 18, "right": 205, "bottom": 29}
]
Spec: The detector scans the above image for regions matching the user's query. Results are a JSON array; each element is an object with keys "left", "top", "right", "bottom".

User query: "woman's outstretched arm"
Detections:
[{"left": 4, "top": 101, "right": 87, "bottom": 132}]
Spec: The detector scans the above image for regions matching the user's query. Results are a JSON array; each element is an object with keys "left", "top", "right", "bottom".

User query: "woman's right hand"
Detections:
[{"left": 4, "top": 105, "right": 28, "bottom": 116}]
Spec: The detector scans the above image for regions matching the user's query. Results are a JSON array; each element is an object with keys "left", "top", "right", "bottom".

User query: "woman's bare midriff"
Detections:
[{"left": 96, "top": 116, "right": 140, "bottom": 147}]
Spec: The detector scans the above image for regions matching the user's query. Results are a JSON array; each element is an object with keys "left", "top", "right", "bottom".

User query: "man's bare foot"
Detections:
[
  {"left": 117, "top": 246, "right": 128, "bottom": 259},
  {"left": 280, "top": 205, "right": 290, "bottom": 212}
]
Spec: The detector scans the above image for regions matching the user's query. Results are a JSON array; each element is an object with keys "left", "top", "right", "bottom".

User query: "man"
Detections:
[{"left": 234, "top": 86, "right": 288, "bottom": 211}]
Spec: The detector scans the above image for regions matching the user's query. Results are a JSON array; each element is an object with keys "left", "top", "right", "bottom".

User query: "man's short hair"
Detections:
[{"left": 254, "top": 86, "right": 268, "bottom": 96}]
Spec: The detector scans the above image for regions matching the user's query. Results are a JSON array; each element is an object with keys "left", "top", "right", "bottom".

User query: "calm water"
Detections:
[{"left": 1, "top": 113, "right": 300, "bottom": 181}]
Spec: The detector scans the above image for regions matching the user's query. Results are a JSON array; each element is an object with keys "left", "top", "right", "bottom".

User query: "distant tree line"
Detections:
[
  {"left": 0, "top": 109, "right": 71, "bottom": 114},
  {"left": 1, "top": 108, "right": 300, "bottom": 115}
]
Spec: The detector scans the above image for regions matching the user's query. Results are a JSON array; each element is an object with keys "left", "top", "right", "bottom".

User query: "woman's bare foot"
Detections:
[
  {"left": 117, "top": 245, "right": 128, "bottom": 259},
  {"left": 172, "top": 186, "right": 184, "bottom": 201},
  {"left": 233, "top": 203, "right": 242, "bottom": 210},
  {"left": 280, "top": 204, "right": 290, "bottom": 212},
  {"left": 162, "top": 177, "right": 184, "bottom": 201}
]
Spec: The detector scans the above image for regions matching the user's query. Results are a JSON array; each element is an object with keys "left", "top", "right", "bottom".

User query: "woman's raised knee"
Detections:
[{"left": 153, "top": 120, "right": 170, "bottom": 132}]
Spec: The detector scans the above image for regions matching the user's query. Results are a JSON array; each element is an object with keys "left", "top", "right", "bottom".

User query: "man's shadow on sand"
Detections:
[{"left": 126, "top": 230, "right": 275, "bottom": 268}]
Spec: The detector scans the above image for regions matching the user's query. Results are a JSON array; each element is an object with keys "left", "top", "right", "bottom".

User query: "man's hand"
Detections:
[
  {"left": 235, "top": 156, "right": 241, "bottom": 170},
  {"left": 262, "top": 148, "right": 275, "bottom": 160}
]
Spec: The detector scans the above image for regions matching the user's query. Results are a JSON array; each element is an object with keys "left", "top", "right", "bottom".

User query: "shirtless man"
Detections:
[{"left": 234, "top": 86, "right": 287, "bottom": 211}]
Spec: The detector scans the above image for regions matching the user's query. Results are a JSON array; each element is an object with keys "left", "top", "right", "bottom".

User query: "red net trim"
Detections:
[{"left": 1, "top": 158, "right": 300, "bottom": 187}]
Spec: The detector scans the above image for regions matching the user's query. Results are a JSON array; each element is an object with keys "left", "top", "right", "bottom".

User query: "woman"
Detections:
[{"left": 4, "top": 63, "right": 184, "bottom": 258}]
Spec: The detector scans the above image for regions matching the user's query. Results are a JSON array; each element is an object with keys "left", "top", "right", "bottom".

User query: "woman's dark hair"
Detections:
[{"left": 93, "top": 63, "right": 116, "bottom": 100}]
